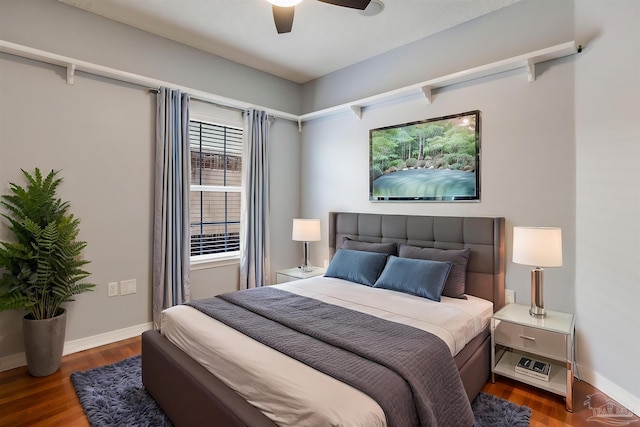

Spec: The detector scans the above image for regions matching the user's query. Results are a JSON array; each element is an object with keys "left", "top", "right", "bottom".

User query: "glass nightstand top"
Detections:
[
  {"left": 277, "top": 267, "right": 326, "bottom": 280},
  {"left": 493, "top": 303, "right": 574, "bottom": 335}
]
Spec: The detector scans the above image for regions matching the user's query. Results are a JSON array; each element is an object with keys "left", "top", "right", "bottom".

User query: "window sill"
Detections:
[{"left": 191, "top": 254, "right": 240, "bottom": 271}]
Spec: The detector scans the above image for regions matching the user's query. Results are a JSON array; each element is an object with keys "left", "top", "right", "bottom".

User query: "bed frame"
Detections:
[{"left": 142, "top": 213, "right": 505, "bottom": 427}]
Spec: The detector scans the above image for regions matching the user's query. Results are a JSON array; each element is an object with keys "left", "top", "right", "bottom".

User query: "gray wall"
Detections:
[
  {"left": 0, "top": 55, "right": 156, "bottom": 353},
  {"left": 574, "top": 0, "right": 640, "bottom": 410},
  {"left": 0, "top": 0, "right": 302, "bottom": 115},
  {"left": 301, "top": 0, "right": 574, "bottom": 113},
  {"left": 300, "top": 0, "right": 639, "bottom": 412},
  {"left": 0, "top": 0, "right": 301, "bottom": 358},
  {"left": 301, "top": 0, "right": 577, "bottom": 313}
]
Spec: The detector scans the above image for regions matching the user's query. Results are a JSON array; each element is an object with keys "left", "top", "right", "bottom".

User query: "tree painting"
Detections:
[{"left": 369, "top": 111, "right": 480, "bottom": 201}]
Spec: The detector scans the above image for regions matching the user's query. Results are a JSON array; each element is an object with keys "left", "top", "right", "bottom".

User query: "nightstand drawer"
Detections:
[{"left": 494, "top": 321, "right": 566, "bottom": 360}]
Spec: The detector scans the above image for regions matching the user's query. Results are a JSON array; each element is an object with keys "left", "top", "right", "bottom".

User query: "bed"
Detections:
[{"left": 142, "top": 212, "right": 505, "bottom": 427}]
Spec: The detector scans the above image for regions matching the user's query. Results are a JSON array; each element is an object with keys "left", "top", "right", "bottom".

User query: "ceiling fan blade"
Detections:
[
  {"left": 272, "top": 5, "right": 295, "bottom": 34},
  {"left": 317, "top": 0, "right": 371, "bottom": 10}
]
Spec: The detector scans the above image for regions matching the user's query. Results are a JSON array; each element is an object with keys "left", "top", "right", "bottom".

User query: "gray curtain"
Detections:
[
  {"left": 152, "top": 87, "right": 191, "bottom": 330},
  {"left": 240, "top": 109, "right": 271, "bottom": 289}
]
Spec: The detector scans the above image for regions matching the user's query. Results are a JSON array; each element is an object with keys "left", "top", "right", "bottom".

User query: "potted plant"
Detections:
[{"left": 0, "top": 168, "right": 95, "bottom": 376}]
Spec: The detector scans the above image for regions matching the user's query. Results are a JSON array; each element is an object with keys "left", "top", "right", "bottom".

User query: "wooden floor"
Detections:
[
  {"left": 0, "top": 337, "right": 141, "bottom": 427},
  {"left": 482, "top": 376, "right": 610, "bottom": 427},
  {"left": 0, "top": 336, "right": 632, "bottom": 426}
]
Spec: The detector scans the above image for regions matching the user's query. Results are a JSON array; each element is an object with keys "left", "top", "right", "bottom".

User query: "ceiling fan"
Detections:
[{"left": 266, "top": 0, "right": 372, "bottom": 34}]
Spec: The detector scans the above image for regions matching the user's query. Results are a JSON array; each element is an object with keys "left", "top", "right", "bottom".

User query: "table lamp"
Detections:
[
  {"left": 512, "top": 226, "right": 563, "bottom": 318},
  {"left": 292, "top": 219, "right": 321, "bottom": 272}
]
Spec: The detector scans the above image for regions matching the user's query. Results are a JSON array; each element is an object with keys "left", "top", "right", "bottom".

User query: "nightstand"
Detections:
[
  {"left": 491, "top": 303, "right": 575, "bottom": 412},
  {"left": 276, "top": 267, "right": 326, "bottom": 284}
]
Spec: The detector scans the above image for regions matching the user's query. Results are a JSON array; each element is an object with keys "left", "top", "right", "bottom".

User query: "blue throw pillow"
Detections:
[
  {"left": 325, "top": 249, "right": 388, "bottom": 286},
  {"left": 398, "top": 244, "right": 471, "bottom": 299},
  {"left": 373, "top": 256, "right": 452, "bottom": 302}
]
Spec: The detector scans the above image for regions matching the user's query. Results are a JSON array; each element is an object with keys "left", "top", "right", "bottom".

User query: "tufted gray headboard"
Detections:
[{"left": 328, "top": 212, "right": 505, "bottom": 311}]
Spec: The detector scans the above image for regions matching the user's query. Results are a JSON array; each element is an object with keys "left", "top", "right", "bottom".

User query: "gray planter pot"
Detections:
[{"left": 23, "top": 309, "right": 67, "bottom": 377}]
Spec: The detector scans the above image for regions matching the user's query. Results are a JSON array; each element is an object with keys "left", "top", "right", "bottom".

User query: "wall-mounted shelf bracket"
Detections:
[
  {"left": 298, "top": 41, "right": 578, "bottom": 123},
  {"left": 66, "top": 63, "right": 76, "bottom": 85},
  {"left": 0, "top": 39, "right": 300, "bottom": 122},
  {"left": 421, "top": 86, "right": 433, "bottom": 104},
  {"left": 526, "top": 58, "right": 535, "bottom": 82},
  {"left": 0, "top": 39, "right": 580, "bottom": 124}
]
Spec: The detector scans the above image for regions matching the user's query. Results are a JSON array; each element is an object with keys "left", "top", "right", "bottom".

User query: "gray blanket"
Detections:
[{"left": 187, "top": 287, "right": 474, "bottom": 427}]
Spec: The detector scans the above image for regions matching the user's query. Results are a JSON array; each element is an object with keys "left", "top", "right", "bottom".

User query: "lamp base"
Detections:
[
  {"left": 530, "top": 267, "right": 546, "bottom": 318},
  {"left": 299, "top": 241, "right": 313, "bottom": 273},
  {"left": 529, "top": 306, "right": 546, "bottom": 318}
]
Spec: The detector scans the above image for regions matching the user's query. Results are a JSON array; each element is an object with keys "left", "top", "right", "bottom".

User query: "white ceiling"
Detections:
[{"left": 58, "top": 0, "right": 521, "bottom": 84}]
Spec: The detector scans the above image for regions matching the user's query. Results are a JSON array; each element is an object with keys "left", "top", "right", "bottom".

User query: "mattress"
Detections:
[{"left": 161, "top": 276, "right": 494, "bottom": 427}]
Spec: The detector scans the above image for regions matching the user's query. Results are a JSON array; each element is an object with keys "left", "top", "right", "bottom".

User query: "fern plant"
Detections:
[{"left": 0, "top": 168, "right": 95, "bottom": 320}]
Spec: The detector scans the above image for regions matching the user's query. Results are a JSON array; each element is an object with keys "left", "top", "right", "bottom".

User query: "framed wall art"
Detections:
[{"left": 369, "top": 110, "right": 480, "bottom": 201}]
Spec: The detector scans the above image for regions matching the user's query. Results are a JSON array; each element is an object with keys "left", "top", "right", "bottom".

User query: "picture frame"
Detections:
[{"left": 369, "top": 110, "right": 481, "bottom": 202}]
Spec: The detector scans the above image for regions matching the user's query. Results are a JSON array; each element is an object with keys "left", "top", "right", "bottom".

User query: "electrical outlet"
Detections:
[
  {"left": 505, "top": 289, "right": 515, "bottom": 304},
  {"left": 108, "top": 282, "right": 118, "bottom": 297},
  {"left": 120, "top": 279, "right": 137, "bottom": 295}
]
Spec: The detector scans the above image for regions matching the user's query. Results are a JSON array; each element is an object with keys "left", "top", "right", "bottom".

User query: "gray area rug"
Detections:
[{"left": 71, "top": 355, "right": 531, "bottom": 427}]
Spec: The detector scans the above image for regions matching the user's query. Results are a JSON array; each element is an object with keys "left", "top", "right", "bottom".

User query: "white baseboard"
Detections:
[
  {"left": 62, "top": 322, "right": 152, "bottom": 356},
  {"left": 0, "top": 352, "right": 28, "bottom": 373},
  {"left": 0, "top": 322, "right": 152, "bottom": 373},
  {"left": 577, "top": 363, "right": 640, "bottom": 417}
]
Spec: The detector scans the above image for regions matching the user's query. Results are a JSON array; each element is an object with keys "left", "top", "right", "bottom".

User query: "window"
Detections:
[{"left": 189, "top": 120, "right": 243, "bottom": 260}]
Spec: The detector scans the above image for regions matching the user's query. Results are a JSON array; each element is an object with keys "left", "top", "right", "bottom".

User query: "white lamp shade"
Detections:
[
  {"left": 292, "top": 219, "right": 321, "bottom": 242},
  {"left": 266, "top": 0, "right": 302, "bottom": 6},
  {"left": 512, "top": 226, "right": 563, "bottom": 267}
]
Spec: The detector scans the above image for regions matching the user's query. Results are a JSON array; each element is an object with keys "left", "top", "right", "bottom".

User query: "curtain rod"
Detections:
[
  {"left": 147, "top": 88, "right": 247, "bottom": 115},
  {"left": 0, "top": 40, "right": 300, "bottom": 124}
]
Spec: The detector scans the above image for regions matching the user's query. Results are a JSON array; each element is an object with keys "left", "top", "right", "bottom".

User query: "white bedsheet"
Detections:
[{"left": 161, "top": 276, "right": 493, "bottom": 427}]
